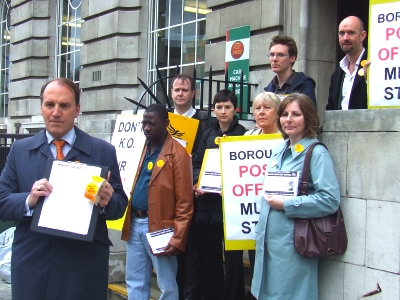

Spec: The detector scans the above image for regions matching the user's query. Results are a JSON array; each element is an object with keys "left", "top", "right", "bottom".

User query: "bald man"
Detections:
[{"left": 326, "top": 16, "right": 368, "bottom": 110}]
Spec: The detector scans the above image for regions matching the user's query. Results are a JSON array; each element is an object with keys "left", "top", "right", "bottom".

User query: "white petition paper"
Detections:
[{"left": 38, "top": 161, "right": 103, "bottom": 235}]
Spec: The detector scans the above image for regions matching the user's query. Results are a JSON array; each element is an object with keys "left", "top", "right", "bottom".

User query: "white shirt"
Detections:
[
  {"left": 339, "top": 48, "right": 365, "bottom": 110},
  {"left": 174, "top": 107, "right": 196, "bottom": 117}
]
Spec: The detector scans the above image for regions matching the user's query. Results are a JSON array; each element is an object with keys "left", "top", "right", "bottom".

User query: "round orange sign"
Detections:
[{"left": 231, "top": 41, "right": 244, "bottom": 59}]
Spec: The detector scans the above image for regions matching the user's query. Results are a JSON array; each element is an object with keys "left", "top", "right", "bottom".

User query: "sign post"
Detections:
[{"left": 225, "top": 25, "right": 251, "bottom": 115}]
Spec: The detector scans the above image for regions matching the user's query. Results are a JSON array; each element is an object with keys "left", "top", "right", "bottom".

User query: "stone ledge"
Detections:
[{"left": 323, "top": 109, "right": 400, "bottom": 132}]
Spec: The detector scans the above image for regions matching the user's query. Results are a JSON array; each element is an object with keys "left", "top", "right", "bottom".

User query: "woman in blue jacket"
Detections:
[{"left": 251, "top": 93, "right": 340, "bottom": 299}]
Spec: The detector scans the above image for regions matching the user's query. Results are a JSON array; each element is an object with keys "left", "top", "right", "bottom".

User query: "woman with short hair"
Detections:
[{"left": 245, "top": 92, "right": 281, "bottom": 136}]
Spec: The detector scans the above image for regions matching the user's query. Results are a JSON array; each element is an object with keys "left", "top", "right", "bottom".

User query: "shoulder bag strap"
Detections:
[{"left": 299, "top": 142, "right": 328, "bottom": 196}]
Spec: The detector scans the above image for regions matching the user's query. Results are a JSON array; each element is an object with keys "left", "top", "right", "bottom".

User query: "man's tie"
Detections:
[{"left": 52, "top": 139, "right": 66, "bottom": 160}]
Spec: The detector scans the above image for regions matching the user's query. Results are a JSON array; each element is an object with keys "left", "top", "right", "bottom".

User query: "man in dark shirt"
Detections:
[{"left": 264, "top": 35, "right": 317, "bottom": 106}]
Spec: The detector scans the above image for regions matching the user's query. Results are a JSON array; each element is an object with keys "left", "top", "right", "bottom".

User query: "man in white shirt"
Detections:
[
  {"left": 326, "top": 16, "right": 368, "bottom": 110},
  {"left": 171, "top": 74, "right": 208, "bottom": 300}
]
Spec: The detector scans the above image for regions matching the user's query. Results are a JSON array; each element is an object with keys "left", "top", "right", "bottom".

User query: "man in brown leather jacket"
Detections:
[{"left": 121, "top": 104, "right": 194, "bottom": 300}]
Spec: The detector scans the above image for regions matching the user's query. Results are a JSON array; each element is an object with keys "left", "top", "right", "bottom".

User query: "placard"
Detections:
[
  {"left": 108, "top": 114, "right": 147, "bottom": 230},
  {"left": 219, "top": 134, "right": 283, "bottom": 250},
  {"left": 168, "top": 112, "right": 199, "bottom": 155},
  {"left": 368, "top": 0, "right": 400, "bottom": 108}
]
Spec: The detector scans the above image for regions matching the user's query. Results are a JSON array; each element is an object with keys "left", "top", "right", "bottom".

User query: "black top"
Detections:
[{"left": 192, "top": 116, "right": 246, "bottom": 224}]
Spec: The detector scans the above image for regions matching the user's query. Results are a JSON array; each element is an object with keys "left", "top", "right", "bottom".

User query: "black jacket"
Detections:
[
  {"left": 326, "top": 51, "right": 368, "bottom": 110},
  {"left": 264, "top": 71, "right": 317, "bottom": 106},
  {"left": 192, "top": 116, "right": 246, "bottom": 224}
]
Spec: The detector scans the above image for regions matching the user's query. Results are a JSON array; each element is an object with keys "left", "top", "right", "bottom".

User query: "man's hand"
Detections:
[
  {"left": 28, "top": 179, "right": 52, "bottom": 208},
  {"left": 97, "top": 171, "right": 114, "bottom": 208},
  {"left": 163, "top": 244, "right": 182, "bottom": 256},
  {"left": 264, "top": 195, "right": 284, "bottom": 210}
]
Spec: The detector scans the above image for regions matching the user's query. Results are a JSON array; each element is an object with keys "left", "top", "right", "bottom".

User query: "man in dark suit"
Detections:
[
  {"left": 0, "top": 78, "right": 128, "bottom": 300},
  {"left": 326, "top": 16, "right": 368, "bottom": 110},
  {"left": 171, "top": 74, "right": 207, "bottom": 300}
]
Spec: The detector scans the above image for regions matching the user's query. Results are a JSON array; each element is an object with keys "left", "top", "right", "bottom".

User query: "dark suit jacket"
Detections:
[
  {"left": 0, "top": 126, "right": 128, "bottom": 300},
  {"left": 326, "top": 51, "right": 368, "bottom": 110}
]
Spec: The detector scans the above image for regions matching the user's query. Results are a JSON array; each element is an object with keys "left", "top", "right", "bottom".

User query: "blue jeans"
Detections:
[{"left": 126, "top": 216, "right": 178, "bottom": 300}]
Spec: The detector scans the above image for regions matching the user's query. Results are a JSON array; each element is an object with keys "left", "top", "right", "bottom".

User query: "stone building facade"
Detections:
[
  {"left": 7, "top": 1, "right": 399, "bottom": 299},
  {"left": 2, "top": 0, "right": 368, "bottom": 138}
]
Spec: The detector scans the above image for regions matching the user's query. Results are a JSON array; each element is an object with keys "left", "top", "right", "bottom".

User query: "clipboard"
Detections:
[{"left": 31, "top": 158, "right": 109, "bottom": 242}]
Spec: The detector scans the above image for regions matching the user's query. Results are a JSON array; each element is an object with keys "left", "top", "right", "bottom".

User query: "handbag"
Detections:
[{"left": 293, "top": 142, "right": 348, "bottom": 258}]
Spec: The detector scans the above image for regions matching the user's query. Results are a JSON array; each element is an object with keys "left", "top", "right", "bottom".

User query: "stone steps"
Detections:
[{"left": 108, "top": 259, "right": 254, "bottom": 300}]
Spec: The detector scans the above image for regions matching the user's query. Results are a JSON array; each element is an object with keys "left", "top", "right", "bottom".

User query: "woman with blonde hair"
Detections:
[
  {"left": 245, "top": 92, "right": 281, "bottom": 135},
  {"left": 245, "top": 92, "right": 281, "bottom": 300}
]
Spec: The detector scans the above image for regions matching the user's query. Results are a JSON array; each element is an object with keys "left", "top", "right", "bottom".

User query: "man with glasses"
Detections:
[
  {"left": 265, "top": 35, "right": 317, "bottom": 106},
  {"left": 326, "top": 16, "right": 367, "bottom": 110}
]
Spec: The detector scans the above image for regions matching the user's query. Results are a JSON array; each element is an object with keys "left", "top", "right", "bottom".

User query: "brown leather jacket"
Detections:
[{"left": 121, "top": 134, "right": 193, "bottom": 251}]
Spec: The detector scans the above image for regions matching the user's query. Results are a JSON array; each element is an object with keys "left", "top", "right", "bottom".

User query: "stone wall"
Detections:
[{"left": 319, "top": 109, "right": 400, "bottom": 299}]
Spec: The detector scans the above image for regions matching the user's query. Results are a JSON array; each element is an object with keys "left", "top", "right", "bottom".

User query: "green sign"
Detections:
[{"left": 225, "top": 25, "right": 250, "bottom": 116}]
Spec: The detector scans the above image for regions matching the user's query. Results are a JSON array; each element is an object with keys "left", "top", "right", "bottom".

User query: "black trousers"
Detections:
[
  {"left": 200, "top": 223, "right": 245, "bottom": 300},
  {"left": 177, "top": 220, "right": 204, "bottom": 300}
]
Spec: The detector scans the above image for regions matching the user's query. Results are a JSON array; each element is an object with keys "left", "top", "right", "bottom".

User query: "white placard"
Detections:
[
  {"left": 368, "top": 1, "right": 400, "bottom": 108},
  {"left": 220, "top": 135, "right": 283, "bottom": 249},
  {"left": 198, "top": 149, "right": 221, "bottom": 193},
  {"left": 111, "top": 115, "right": 147, "bottom": 197}
]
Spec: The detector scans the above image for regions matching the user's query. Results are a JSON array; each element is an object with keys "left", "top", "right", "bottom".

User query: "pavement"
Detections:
[{"left": 0, "top": 279, "right": 11, "bottom": 300}]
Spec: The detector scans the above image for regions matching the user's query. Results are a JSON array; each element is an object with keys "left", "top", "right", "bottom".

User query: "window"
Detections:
[
  {"left": 0, "top": 0, "right": 10, "bottom": 117},
  {"left": 55, "top": 0, "right": 83, "bottom": 84},
  {"left": 148, "top": 0, "right": 211, "bottom": 104}
]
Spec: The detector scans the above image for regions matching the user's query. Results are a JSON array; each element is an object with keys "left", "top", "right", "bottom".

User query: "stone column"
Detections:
[
  {"left": 8, "top": 0, "right": 56, "bottom": 133},
  {"left": 79, "top": 0, "right": 149, "bottom": 142}
]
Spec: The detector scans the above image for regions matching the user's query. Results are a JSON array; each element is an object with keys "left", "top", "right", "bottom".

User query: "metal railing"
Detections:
[
  {"left": 125, "top": 65, "right": 259, "bottom": 120},
  {"left": 0, "top": 134, "right": 33, "bottom": 174}
]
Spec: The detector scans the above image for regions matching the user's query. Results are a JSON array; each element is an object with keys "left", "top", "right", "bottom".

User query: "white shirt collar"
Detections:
[
  {"left": 174, "top": 107, "right": 196, "bottom": 118},
  {"left": 339, "top": 48, "right": 365, "bottom": 76},
  {"left": 46, "top": 127, "right": 76, "bottom": 146}
]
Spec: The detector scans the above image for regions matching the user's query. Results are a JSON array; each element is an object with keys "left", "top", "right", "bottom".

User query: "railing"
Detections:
[
  {"left": 125, "top": 65, "right": 259, "bottom": 120},
  {"left": 0, "top": 134, "right": 33, "bottom": 174}
]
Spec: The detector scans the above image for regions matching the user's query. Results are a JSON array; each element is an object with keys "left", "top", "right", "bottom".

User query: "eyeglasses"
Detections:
[{"left": 267, "top": 53, "right": 288, "bottom": 58}]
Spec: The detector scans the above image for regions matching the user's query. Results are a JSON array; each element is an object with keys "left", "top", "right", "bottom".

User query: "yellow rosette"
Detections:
[
  {"left": 157, "top": 160, "right": 164, "bottom": 168},
  {"left": 358, "top": 68, "right": 364, "bottom": 77},
  {"left": 360, "top": 60, "right": 367, "bottom": 67},
  {"left": 148, "top": 161, "right": 153, "bottom": 170},
  {"left": 214, "top": 136, "right": 220, "bottom": 145},
  {"left": 294, "top": 144, "right": 304, "bottom": 153},
  {"left": 84, "top": 175, "right": 105, "bottom": 204}
]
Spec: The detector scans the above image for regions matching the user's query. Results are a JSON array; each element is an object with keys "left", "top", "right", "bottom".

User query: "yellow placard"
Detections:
[
  {"left": 107, "top": 205, "right": 128, "bottom": 231},
  {"left": 168, "top": 112, "right": 200, "bottom": 155}
]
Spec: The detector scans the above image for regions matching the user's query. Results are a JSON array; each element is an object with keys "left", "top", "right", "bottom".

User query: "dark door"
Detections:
[{"left": 336, "top": 0, "right": 370, "bottom": 65}]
